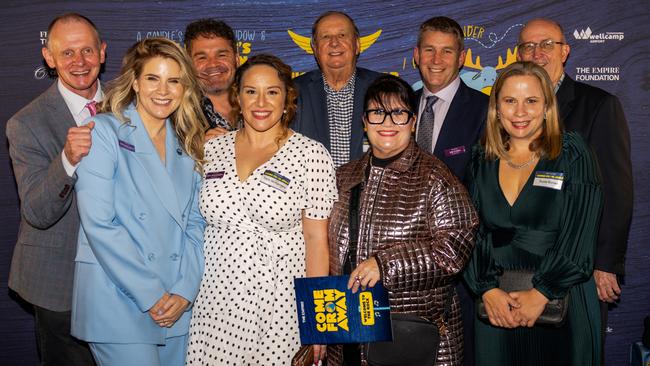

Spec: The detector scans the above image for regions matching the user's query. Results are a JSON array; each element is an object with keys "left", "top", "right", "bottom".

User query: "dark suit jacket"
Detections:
[
  {"left": 293, "top": 67, "right": 382, "bottom": 161},
  {"left": 6, "top": 82, "right": 80, "bottom": 311},
  {"left": 415, "top": 80, "right": 488, "bottom": 179},
  {"left": 557, "top": 75, "right": 632, "bottom": 275}
]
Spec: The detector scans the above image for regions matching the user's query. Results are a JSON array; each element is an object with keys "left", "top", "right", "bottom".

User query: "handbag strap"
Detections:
[{"left": 343, "top": 183, "right": 362, "bottom": 274}]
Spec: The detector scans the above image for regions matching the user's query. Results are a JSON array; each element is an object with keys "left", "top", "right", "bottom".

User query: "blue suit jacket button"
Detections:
[
  {"left": 170, "top": 253, "right": 179, "bottom": 261},
  {"left": 147, "top": 253, "right": 155, "bottom": 261},
  {"left": 139, "top": 213, "right": 147, "bottom": 220}
]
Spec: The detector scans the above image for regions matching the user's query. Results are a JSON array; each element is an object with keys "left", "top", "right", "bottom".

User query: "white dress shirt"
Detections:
[
  {"left": 416, "top": 76, "right": 461, "bottom": 152},
  {"left": 58, "top": 79, "right": 103, "bottom": 177}
]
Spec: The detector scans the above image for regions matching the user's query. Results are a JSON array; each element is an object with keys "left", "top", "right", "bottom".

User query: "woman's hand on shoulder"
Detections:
[
  {"left": 509, "top": 288, "right": 549, "bottom": 327},
  {"left": 312, "top": 344, "right": 326, "bottom": 365},
  {"left": 482, "top": 288, "right": 521, "bottom": 328},
  {"left": 347, "top": 257, "right": 381, "bottom": 294}
]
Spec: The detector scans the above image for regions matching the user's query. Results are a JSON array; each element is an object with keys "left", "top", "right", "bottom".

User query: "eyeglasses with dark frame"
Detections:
[
  {"left": 517, "top": 39, "right": 565, "bottom": 55},
  {"left": 364, "top": 109, "right": 415, "bottom": 125}
]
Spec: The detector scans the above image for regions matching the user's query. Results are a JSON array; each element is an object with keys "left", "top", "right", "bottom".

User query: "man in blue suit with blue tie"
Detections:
[{"left": 413, "top": 16, "right": 488, "bottom": 366}]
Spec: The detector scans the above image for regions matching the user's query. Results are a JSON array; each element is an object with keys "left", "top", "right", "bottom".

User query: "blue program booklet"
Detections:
[{"left": 294, "top": 275, "right": 392, "bottom": 345}]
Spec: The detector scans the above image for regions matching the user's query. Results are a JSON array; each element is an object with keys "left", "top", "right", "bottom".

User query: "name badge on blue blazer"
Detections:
[
  {"left": 118, "top": 140, "right": 135, "bottom": 152},
  {"left": 444, "top": 145, "right": 466, "bottom": 157}
]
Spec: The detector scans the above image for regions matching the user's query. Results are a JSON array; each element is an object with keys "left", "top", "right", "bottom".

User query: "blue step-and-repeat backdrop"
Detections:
[{"left": 0, "top": 1, "right": 648, "bottom": 365}]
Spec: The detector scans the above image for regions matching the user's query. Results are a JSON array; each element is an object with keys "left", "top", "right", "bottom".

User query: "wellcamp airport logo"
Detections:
[{"left": 573, "top": 27, "right": 624, "bottom": 43}]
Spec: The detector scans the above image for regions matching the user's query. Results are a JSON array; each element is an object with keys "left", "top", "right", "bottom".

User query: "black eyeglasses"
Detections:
[
  {"left": 364, "top": 109, "right": 414, "bottom": 125},
  {"left": 517, "top": 39, "right": 565, "bottom": 55}
]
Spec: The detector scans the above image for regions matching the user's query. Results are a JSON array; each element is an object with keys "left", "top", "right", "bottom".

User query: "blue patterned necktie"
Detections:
[{"left": 416, "top": 95, "right": 438, "bottom": 153}]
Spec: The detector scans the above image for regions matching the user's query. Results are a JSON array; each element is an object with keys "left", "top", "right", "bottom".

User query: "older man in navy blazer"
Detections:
[
  {"left": 293, "top": 11, "right": 381, "bottom": 167},
  {"left": 6, "top": 13, "right": 104, "bottom": 366},
  {"left": 413, "top": 16, "right": 488, "bottom": 366}
]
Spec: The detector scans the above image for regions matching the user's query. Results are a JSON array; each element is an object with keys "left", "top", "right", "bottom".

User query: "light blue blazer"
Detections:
[{"left": 71, "top": 104, "right": 205, "bottom": 344}]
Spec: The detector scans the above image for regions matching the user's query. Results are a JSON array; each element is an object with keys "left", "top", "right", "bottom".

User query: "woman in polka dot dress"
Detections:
[{"left": 186, "top": 54, "right": 337, "bottom": 365}]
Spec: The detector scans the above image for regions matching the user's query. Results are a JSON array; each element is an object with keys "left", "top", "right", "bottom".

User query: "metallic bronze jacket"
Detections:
[{"left": 327, "top": 141, "right": 479, "bottom": 366}]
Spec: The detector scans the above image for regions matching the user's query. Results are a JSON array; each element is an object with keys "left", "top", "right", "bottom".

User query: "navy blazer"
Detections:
[
  {"left": 293, "top": 67, "right": 382, "bottom": 161},
  {"left": 415, "top": 80, "right": 488, "bottom": 180},
  {"left": 556, "top": 75, "right": 632, "bottom": 275}
]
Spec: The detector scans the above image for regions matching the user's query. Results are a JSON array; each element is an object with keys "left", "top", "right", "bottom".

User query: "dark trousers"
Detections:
[
  {"left": 458, "top": 281, "right": 475, "bottom": 366},
  {"left": 600, "top": 301, "right": 608, "bottom": 366},
  {"left": 34, "top": 306, "right": 95, "bottom": 366}
]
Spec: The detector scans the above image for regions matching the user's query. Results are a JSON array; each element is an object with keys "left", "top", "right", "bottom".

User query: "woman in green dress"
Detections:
[{"left": 464, "top": 61, "right": 603, "bottom": 365}]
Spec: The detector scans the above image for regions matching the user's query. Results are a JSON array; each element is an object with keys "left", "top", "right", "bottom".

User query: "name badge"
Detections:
[
  {"left": 205, "top": 171, "right": 225, "bottom": 180},
  {"left": 444, "top": 145, "right": 466, "bottom": 157},
  {"left": 118, "top": 140, "right": 135, "bottom": 152},
  {"left": 261, "top": 169, "right": 291, "bottom": 193},
  {"left": 533, "top": 171, "right": 564, "bottom": 190}
]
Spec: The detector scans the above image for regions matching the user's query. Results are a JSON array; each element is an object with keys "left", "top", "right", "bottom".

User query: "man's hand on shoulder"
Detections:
[{"left": 64, "top": 121, "right": 95, "bottom": 166}]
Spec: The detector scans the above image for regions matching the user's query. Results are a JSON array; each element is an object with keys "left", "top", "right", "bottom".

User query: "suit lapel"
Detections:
[
  {"left": 434, "top": 83, "right": 468, "bottom": 157},
  {"left": 123, "top": 106, "right": 183, "bottom": 226},
  {"left": 165, "top": 120, "right": 195, "bottom": 220},
  {"left": 307, "top": 73, "right": 330, "bottom": 150},
  {"left": 44, "top": 83, "right": 77, "bottom": 148},
  {"left": 351, "top": 68, "right": 367, "bottom": 157},
  {"left": 556, "top": 74, "right": 576, "bottom": 127}
]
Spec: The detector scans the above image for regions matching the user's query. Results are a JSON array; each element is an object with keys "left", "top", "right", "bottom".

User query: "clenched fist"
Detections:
[{"left": 64, "top": 121, "right": 95, "bottom": 166}]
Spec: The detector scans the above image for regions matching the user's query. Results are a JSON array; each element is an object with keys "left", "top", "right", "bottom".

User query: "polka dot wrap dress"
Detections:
[{"left": 186, "top": 131, "right": 337, "bottom": 365}]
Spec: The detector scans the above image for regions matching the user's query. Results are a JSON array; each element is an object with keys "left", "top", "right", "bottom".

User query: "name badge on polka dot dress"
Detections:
[
  {"left": 205, "top": 171, "right": 225, "bottom": 180},
  {"left": 260, "top": 169, "right": 291, "bottom": 193}
]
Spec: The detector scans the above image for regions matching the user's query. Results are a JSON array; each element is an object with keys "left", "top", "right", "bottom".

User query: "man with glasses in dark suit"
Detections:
[{"left": 517, "top": 18, "right": 633, "bottom": 362}]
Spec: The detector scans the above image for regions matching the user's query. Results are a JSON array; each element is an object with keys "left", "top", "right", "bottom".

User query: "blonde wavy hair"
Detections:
[
  {"left": 100, "top": 37, "right": 207, "bottom": 170},
  {"left": 483, "top": 61, "right": 562, "bottom": 160}
]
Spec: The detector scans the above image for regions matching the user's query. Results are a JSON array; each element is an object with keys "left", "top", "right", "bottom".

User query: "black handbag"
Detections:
[
  {"left": 346, "top": 182, "right": 446, "bottom": 366},
  {"left": 366, "top": 313, "right": 441, "bottom": 366},
  {"left": 477, "top": 269, "right": 569, "bottom": 326}
]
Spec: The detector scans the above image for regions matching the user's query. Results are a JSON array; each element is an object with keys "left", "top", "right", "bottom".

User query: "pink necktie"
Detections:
[{"left": 85, "top": 101, "right": 97, "bottom": 116}]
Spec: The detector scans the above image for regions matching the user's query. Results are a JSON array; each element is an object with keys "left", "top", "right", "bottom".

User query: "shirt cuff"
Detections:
[{"left": 61, "top": 150, "right": 78, "bottom": 177}]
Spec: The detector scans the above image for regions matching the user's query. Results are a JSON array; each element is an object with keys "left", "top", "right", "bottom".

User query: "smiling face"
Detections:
[
  {"left": 42, "top": 19, "right": 106, "bottom": 100},
  {"left": 365, "top": 96, "right": 415, "bottom": 159},
  {"left": 133, "top": 56, "right": 184, "bottom": 126},
  {"left": 313, "top": 13, "right": 360, "bottom": 77},
  {"left": 517, "top": 19, "right": 570, "bottom": 85},
  {"left": 497, "top": 75, "right": 546, "bottom": 143},
  {"left": 414, "top": 30, "right": 465, "bottom": 93},
  {"left": 238, "top": 64, "right": 286, "bottom": 134},
  {"left": 189, "top": 35, "right": 239, "bottom": 95}
]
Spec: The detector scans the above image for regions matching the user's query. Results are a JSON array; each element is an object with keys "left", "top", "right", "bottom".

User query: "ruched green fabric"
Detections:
[{"left": 463, "top": 132, "right": 603, "bottom": 366}]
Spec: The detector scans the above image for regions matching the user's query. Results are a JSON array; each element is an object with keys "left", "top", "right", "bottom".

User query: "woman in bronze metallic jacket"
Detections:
[{"left": 327, "top": 75, "right": 479, "bottom": 366}]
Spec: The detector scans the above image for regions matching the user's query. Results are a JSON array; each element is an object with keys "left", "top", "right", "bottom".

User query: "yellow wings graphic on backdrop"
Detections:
[{"left": 287, "top": 29, "right": 382, "bottom": 55}]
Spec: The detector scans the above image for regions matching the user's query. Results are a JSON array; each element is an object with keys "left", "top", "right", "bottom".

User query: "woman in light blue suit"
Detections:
[{"left": 71, "top": 38, "right": 207, "bottom": 366}]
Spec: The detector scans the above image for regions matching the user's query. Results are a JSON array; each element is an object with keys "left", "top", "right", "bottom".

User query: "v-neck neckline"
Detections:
[
  {"left": 496, "top": 157, "right": 541, "bottom": 208},
  {"left": 232, "top": 132, "right": 296, "bottom": 184}
]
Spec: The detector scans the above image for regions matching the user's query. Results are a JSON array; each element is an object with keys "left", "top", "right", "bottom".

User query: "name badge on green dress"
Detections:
[{"left": 533, "top": 171, "right": 564, "bottom": 190}]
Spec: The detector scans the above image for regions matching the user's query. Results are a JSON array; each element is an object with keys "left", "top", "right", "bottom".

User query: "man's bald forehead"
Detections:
[
  {"left": 47, "top": 13, "right": 101, "bottom": 48},
  {"left": 520, "top": 18, "right": 566, "bottom": 43}
]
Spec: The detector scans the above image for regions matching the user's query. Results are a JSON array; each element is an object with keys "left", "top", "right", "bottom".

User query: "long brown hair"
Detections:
[
  {"left": 483, "top": 61, "right": 562, "bottom": 160},
  {"left": 229, "top": 54, "right": 298, "bottom": 146}
]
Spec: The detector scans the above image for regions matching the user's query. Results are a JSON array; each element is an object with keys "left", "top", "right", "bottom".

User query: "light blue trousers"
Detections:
[{"left": 89, "top": 334, "right": 187, "bottom": 366}]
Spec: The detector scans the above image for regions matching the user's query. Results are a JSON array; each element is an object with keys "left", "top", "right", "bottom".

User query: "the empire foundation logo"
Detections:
[
  {"left": 573, "top": 27, "right": 624, "bottom": 43},
  {"left": 313, "top": 288, "right": 348, "bottom": 332}
]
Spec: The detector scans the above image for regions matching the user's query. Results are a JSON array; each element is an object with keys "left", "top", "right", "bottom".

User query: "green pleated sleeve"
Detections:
[{"left": 532, "top": 133, "right": 604, "bottom": 300}]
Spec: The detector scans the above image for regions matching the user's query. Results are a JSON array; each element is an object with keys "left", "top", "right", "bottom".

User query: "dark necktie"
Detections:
[
  {"left": 85, "top": 101, "right": 97, "bottom": 116},
  {"left": 416, "top": 95, "right": 438, "bottom": 153}
]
